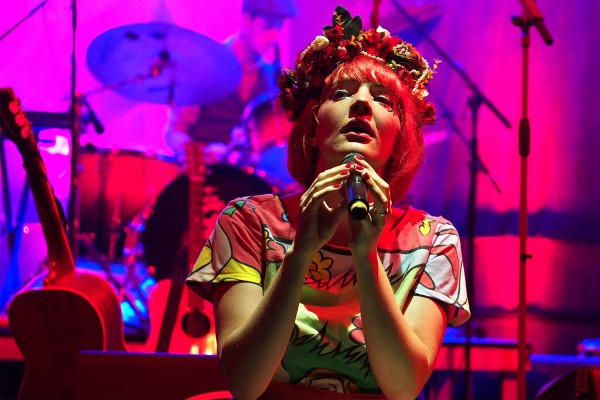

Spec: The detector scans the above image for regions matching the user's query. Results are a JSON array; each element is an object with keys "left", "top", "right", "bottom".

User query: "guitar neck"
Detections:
[
  {"left": 0, "top": 88, "right": 75, "bottom": 283},
  {"left": 21, "top": 140, "right": 75, "bottom": 281}
]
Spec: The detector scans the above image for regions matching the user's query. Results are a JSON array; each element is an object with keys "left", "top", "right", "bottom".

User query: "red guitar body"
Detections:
[
  {"left": 8, "top": 274, "right": 125, "bottom": 398},
  {"left": 0, "top": 88, "right": 126, "bottom": 399},
  {"left": 144, "top": 278, "right": 216, "bottom": 354}
]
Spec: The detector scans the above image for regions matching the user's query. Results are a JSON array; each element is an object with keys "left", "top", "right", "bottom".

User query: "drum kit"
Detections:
[
  {"left": 3, "top": 22, "right": 282, "bottom": 337},
  {"left": 80, "top": 21, "right": 284, "bottom": 254}
]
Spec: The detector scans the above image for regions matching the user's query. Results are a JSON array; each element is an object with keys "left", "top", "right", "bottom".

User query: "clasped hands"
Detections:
[{"left": 295, "top": 156, "right": 392, "bottom": 257}]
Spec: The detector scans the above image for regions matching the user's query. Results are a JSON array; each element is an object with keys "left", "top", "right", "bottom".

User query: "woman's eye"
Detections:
[
  {"left": 375, "top": 96, "right": 395, "bottom": 112},
  {"left": 331, "top": 89, "right": 350, "bottom": 99},
  {"left": 374, "top": 95, "right": 392, "bottom": 105}
]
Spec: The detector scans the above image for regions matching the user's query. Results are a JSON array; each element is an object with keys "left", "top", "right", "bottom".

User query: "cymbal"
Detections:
[{"left": 86, "top": 23, "right": 242, "bottom": 106}]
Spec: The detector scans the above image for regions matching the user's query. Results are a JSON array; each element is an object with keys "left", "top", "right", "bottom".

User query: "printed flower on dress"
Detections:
[
  {"left": 263, "top": 226, "right": 286, "bottom": 256},
  {"left": 349, "top": 315, "right": 365, "bottom": 345},
  {"left": 307, "top": 251, "right": 333, "bottom": 284},
  {"left": 419, "top": 219, "right": 435, "bottom": 236}
]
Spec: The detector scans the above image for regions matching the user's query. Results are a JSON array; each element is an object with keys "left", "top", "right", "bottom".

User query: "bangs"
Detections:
[{"left": 323, "top": 55, "right": 404, "bottom": 100}]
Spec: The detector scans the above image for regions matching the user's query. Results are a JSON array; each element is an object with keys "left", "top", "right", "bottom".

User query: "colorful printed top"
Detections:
[{"left": 186, "top": 194, "right": 470, "bottom": 394}]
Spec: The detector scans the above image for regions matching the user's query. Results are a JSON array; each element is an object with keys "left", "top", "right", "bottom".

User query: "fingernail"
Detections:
[
  {"left": 333, "top": 183, "right": 342, "bottom": 188},
  {"left": 363, "top": 172, "right": 370, "bottom": 180},
  {"left": 345, "top": 162, "right": 353, "bottom": 168},
  {"left": 355, "top": 155, "right": 364, "bottom": 160},
  {"left": 356, "top": 165, "right": 364, "bottom": 171},
  {"left": 340, "top": 170, "right": 349, "bottom": 176}
]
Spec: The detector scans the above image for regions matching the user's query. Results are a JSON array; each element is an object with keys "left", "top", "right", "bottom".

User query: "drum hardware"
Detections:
[
  {"left": 77, "top": 233, "right": 148, "bottom": 330},
  {"left": 106, "top": 182, "right": 127, "bottom": 262},
  {"left": 120, "top": 207, "right": 157, "bottom": 321},
  {"left": 77, "top": 147, "right": 180, "bottom": 261},
  {"left": 74, "top": 148, "right": 180, "bottom": 332}
]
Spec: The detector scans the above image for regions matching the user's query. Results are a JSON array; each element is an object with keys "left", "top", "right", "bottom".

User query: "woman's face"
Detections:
[{"left": 313, "top": 79, "right": 401, "bottom": 173}]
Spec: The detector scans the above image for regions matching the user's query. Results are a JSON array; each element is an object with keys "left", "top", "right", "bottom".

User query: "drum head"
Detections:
[
  {"left": 78, "top": 148, "right": 179, "bottom": 260},
  {"left": 141, "top": 164, "right": 276, "bottom": 281}
]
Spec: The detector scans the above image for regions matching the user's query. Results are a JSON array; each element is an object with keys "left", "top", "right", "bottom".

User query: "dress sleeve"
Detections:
[
  {"left": 415, "top": 219, "right": 471, "bottom": 326},
  {"left": 186, "top": 198, "right": 265, "bottom": 301}
]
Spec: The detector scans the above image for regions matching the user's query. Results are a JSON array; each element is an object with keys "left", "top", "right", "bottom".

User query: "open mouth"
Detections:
[{"left": 341, "top": 120, "right": 375, "bottom": 140}]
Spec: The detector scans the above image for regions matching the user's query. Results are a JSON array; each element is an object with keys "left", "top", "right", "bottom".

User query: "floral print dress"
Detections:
[{"left": 186, "top": 194, "right": 470, "bottom": 394}]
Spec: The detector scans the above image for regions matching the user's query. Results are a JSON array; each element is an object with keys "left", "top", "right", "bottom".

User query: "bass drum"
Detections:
[
  {"left": 78, "top": 147, "right": 180, "bottom": 261},
  {"left": 140, "top": 163, "right": 278, "bottom": 281}
]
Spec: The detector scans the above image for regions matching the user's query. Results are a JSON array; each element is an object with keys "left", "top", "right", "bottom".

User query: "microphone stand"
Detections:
[
  {"left": 67, "top": 0, "right": 80, "bottom": 258},
  {"left": 511, "top": 1, "right": 553, "bottom": 398},
  {"left": 387, "top": 1, "right": 511, "bottom": 398}
]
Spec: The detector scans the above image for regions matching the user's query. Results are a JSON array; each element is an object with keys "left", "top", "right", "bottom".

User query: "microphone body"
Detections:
[{"left": 342, "top": 153, "right": 369, "bottom": 220}]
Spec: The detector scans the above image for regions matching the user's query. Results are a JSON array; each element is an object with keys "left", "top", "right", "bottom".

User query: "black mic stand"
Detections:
[
  {"left": 511, "top": 1, "right": 553, "bottom": 398},
  {"left": 464, "top": 92, "right": 484, "bottom": 400},
  {"left": 387, "top": 1, "right": 512, "bottom": 398},
  {"left": 67, "top": 0, "right": 81, "bottom": 258}
]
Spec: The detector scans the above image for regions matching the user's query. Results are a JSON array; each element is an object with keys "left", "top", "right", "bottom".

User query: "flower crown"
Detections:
[{"left": 278, "top": 6, "right": 437, "bottom": 123}]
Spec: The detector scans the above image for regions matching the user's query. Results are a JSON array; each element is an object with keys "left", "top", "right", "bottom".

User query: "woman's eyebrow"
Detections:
[
  {"left": 369, "top": 83, "right": 392, "bottom": 94},
  {"left": 334, "top": 78, "right": 359, "bottom": 86}
]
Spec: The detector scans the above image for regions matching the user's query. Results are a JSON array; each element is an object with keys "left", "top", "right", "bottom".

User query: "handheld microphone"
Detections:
[{"left": 341, "top": 152, "right": 369, "bottom": 220}]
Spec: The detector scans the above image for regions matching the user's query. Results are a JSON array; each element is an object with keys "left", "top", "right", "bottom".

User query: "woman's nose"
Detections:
[{"left": 349, "top": 87, "right": 373, "bottom": 117}]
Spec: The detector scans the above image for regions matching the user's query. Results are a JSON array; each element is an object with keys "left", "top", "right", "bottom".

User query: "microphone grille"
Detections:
[{"left": 341, "top": 152, "right": 363, "bottom": 165}]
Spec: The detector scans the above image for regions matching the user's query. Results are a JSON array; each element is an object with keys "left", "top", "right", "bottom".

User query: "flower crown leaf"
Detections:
[
  {"left": 324, "top": 7, "right": 362, "bottom": 42},
  {"left": 278, "top": 5, "right": 436, "bottom": 124}
]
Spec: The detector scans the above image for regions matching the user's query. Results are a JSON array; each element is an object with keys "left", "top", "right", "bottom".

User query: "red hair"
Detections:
[{"left": 287, "top": 55, "right": 428, "bottom": 202}]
